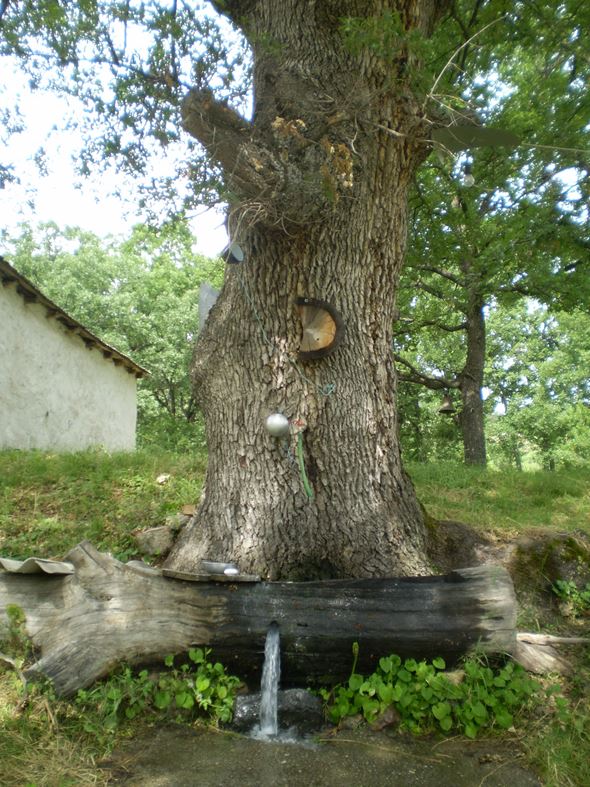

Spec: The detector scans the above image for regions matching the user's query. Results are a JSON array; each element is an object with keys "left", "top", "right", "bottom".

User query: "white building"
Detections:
[{"left": 0, "top": 257, "right": 147, "bottom": 452}]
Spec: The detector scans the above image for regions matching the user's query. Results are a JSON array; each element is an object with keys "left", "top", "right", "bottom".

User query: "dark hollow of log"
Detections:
[{"left": 0, "top": 542, "right": 517, "bottom": 696}]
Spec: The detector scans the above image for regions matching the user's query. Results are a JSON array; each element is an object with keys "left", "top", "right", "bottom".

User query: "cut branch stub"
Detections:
[{"left": 297, "top": 297, "right": 345, "bottom": 360}]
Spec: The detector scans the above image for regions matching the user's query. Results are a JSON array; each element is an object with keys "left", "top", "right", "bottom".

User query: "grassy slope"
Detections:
[
  {"left": 1, "top": 452, "right": 589, "bottom": 563},
  {"left": 408, "top": 462, "right": 590, "bottom": 536},
  {"left": 1, "top": 451, "right": 589, "bottom": 786},
  {"left": 0, "top": 449, "right": 205, "bottom": 561}
]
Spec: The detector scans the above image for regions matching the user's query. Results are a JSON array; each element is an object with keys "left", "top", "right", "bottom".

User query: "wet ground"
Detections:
[{"left": 102, "top": 724, "right": 542, "bottom": 787}]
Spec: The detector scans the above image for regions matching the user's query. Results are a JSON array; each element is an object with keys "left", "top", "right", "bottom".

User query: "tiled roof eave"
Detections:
[{"left": 0, "top": 256, "right": 149, "bottom": 379}]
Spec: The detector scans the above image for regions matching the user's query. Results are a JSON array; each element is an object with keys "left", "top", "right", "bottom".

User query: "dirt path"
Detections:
[{"left": 102, "top": 724, "right": 541, "bottom": 787}]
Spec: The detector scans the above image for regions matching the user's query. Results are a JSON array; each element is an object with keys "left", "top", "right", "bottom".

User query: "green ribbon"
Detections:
[{"left": 296, "top": 431, "right": 314, "bottom": 500}]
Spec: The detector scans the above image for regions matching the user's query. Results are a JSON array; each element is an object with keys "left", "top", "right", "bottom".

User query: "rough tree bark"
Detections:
[
  {"left": 166, "top": 0, "right": 453, "bottom": 580},
  {"left": 458, "top": 262, "right": 487, "bottom": 466}
]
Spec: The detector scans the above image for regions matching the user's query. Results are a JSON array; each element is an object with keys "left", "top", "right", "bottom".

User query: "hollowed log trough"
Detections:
[{"left": 0, "top": 541, "right": 517, "bottom": 696}]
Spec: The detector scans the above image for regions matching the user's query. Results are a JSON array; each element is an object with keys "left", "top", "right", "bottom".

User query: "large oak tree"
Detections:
[
  {"left": 2, "top": 1, "right": 583, "bottom": 579},
  {"left": 166, "top": 0, "right": 455, "bottom": 579}
]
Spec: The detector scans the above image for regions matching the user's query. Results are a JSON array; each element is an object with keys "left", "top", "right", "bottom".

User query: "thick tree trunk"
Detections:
[
  {"left": 167, "top": 0, "right": 451, "bottom": 580},
  {"left": 458, "top": 274, "right": 487, "bottom": 466},
  {"left": 0, "top": 543, "right": 517, "bottom": 696}
]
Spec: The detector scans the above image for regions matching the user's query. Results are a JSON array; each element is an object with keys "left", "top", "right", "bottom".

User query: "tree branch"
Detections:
[
  {"left": 415, "top": 264, "right": 464, "bottom": 286},
  {"left": 182, "top": 88, "right": 286, "bottom": 207},
  {"left": 498, "top": 281, "right": 531, "bottom": 297},
  {"left": 393, "top": 318, "right": 467, "bottom": 337},
  {"left": 182, "top": 88, "right": 251, "bottom": 170},
  {"left": 393, "top": 353, "right": 459, "bottom": 391},
  {"left": 409, "top": 319, "right": 467, "bottom": 333},
  {"left": 415, "top": 279, "right": 463, "bottom": 310},
  {"left": 564, "top": 258, "right": 589, "bottom": 272},
  {"left": 208, "top": 0, "right": 254, "bottom": 27},
  {"left": 182, "top": 89, "right": 337, "bottom": 226},
  {"left": 0, "top": 0, "right": 11, "bottom": 23}
]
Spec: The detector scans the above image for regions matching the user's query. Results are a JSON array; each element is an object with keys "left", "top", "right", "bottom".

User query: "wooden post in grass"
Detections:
[{"left": 0, "top": 541, "right": 518, "bottom": 696}]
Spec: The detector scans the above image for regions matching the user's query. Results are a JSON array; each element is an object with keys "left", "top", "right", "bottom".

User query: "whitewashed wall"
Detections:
[{"left": 0, "top": 283, "right": 138, "bottom": 452}]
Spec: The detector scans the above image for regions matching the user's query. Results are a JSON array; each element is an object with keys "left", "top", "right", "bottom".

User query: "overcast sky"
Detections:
[{"left": 0, "top": 66, "right": 228, "bottom": 257}]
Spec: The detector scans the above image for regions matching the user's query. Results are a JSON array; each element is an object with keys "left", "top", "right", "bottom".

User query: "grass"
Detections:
[
  {"left": 1, "top": 450, "right": 589, "bottom": 785},
  {"left": 524, "top": 649, "right": 590, "bottom": 787},
  {"left": 407, "top": 462, "right": 590, "bottom": 536},
  {"left": 0, "top": 448, "right": 206, "bottom": 562},
  {"left": 2, "top": 452, "right": 588, "bottom": 565}
]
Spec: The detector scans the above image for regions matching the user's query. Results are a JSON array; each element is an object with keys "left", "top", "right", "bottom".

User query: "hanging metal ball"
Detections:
[{"left": 265, "top": 413, "right": 290, "bottom": 438}]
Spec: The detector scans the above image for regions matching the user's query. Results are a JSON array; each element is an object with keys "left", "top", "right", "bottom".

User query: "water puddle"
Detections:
[{"left": 103, "top": 724, "right": 542, "bottom": 786}]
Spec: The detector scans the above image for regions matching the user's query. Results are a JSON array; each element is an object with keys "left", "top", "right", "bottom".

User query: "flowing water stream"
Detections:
[
  {"left": 105, "top": 624, "right": 541, "bottom": 784},
  {"left": 258, "top": 621, "right": 280, "bottom": 737}
]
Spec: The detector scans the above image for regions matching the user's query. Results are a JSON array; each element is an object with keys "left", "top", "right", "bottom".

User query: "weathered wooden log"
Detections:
[
  {"left": 0, "top": 542, "right": 517, "bottom": 696},
  {"left": 514, "top": 632, "right": 590, "bottom": 675}
]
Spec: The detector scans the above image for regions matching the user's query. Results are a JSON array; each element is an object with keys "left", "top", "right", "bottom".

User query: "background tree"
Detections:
[
  {"left": 395, "top": 299, "right": 590, "bottom": 471},
  {"left": 395, "top": 160, "right": 589, "bottom": 466},
  {"left": 486, "top": 303, "right": 590, "bottom": 470},
  {"left": 393, "top": 12, "right": 590, "bottom": 466},
  {"left": 1, "top": 1, "right": 588, "bottom": 579}
]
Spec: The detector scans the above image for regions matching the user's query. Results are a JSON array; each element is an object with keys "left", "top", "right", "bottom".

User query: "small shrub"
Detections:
[
  {"left": 321, "top": 646, "right": 541, "bottom": 738},
  {"left": 552, "top": 579, "right": 590, "bottom": 617},
  {"left": 72, "top": 648, "right": 240, "bottom": 746}
]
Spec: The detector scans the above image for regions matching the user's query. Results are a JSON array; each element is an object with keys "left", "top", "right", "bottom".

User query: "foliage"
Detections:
[
  {"left": 398, "top": 380, "right": 463, "bottom": 464},
  {"left": 398, "top": 301, "right": 590, "bottom": 470},
  {"left": 74, "top": 647, "right": 240, "bottom": 745},
  {"left": 393, "top": 0, "right": 590, "bottom": 466},
  {"left": 2, "top": 2, "right": 589, "bottom": 475},
  {"left": 321, "top": 647, "right": 540, "bottom": 738},
  {"left": 552, "top": 579, "right": 590, "bottom": 618},
  {"left": 0, "top": 0, "right": 251, "bottom": 215},
  {"left": 0, "top": 646, "right": 240, "bottom": 786},
  {"left": 138, "top": 412, "right": 207, "bottom": 453},
  {"left": 1, "top": 1, "right": 588, "bottom": 240},
  {"left": 157, "top": 648, "right": 239, "bottom": 722},
  {"left": 2, "top": 221, "right": 224, "bottom": 447},
  {"left": 5, "top": 220, "right": 589, "bottom": 469},
  {"left": 525, "top": 650, "right": 590, "bottom": 787},
  {"left": 486, "top": 305, "right": 590, "bottom": 471}
]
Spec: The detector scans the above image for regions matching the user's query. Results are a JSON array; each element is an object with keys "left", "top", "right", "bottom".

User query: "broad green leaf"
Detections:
[
  {"left": 439, "top": 715, "right": 453, "bottom": 732},
  {"left": 154, "top": 690, "right": 172, "bottom": 710},
  {"left": 432, "top": 701, "right": 451, "bottom": 720}
]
